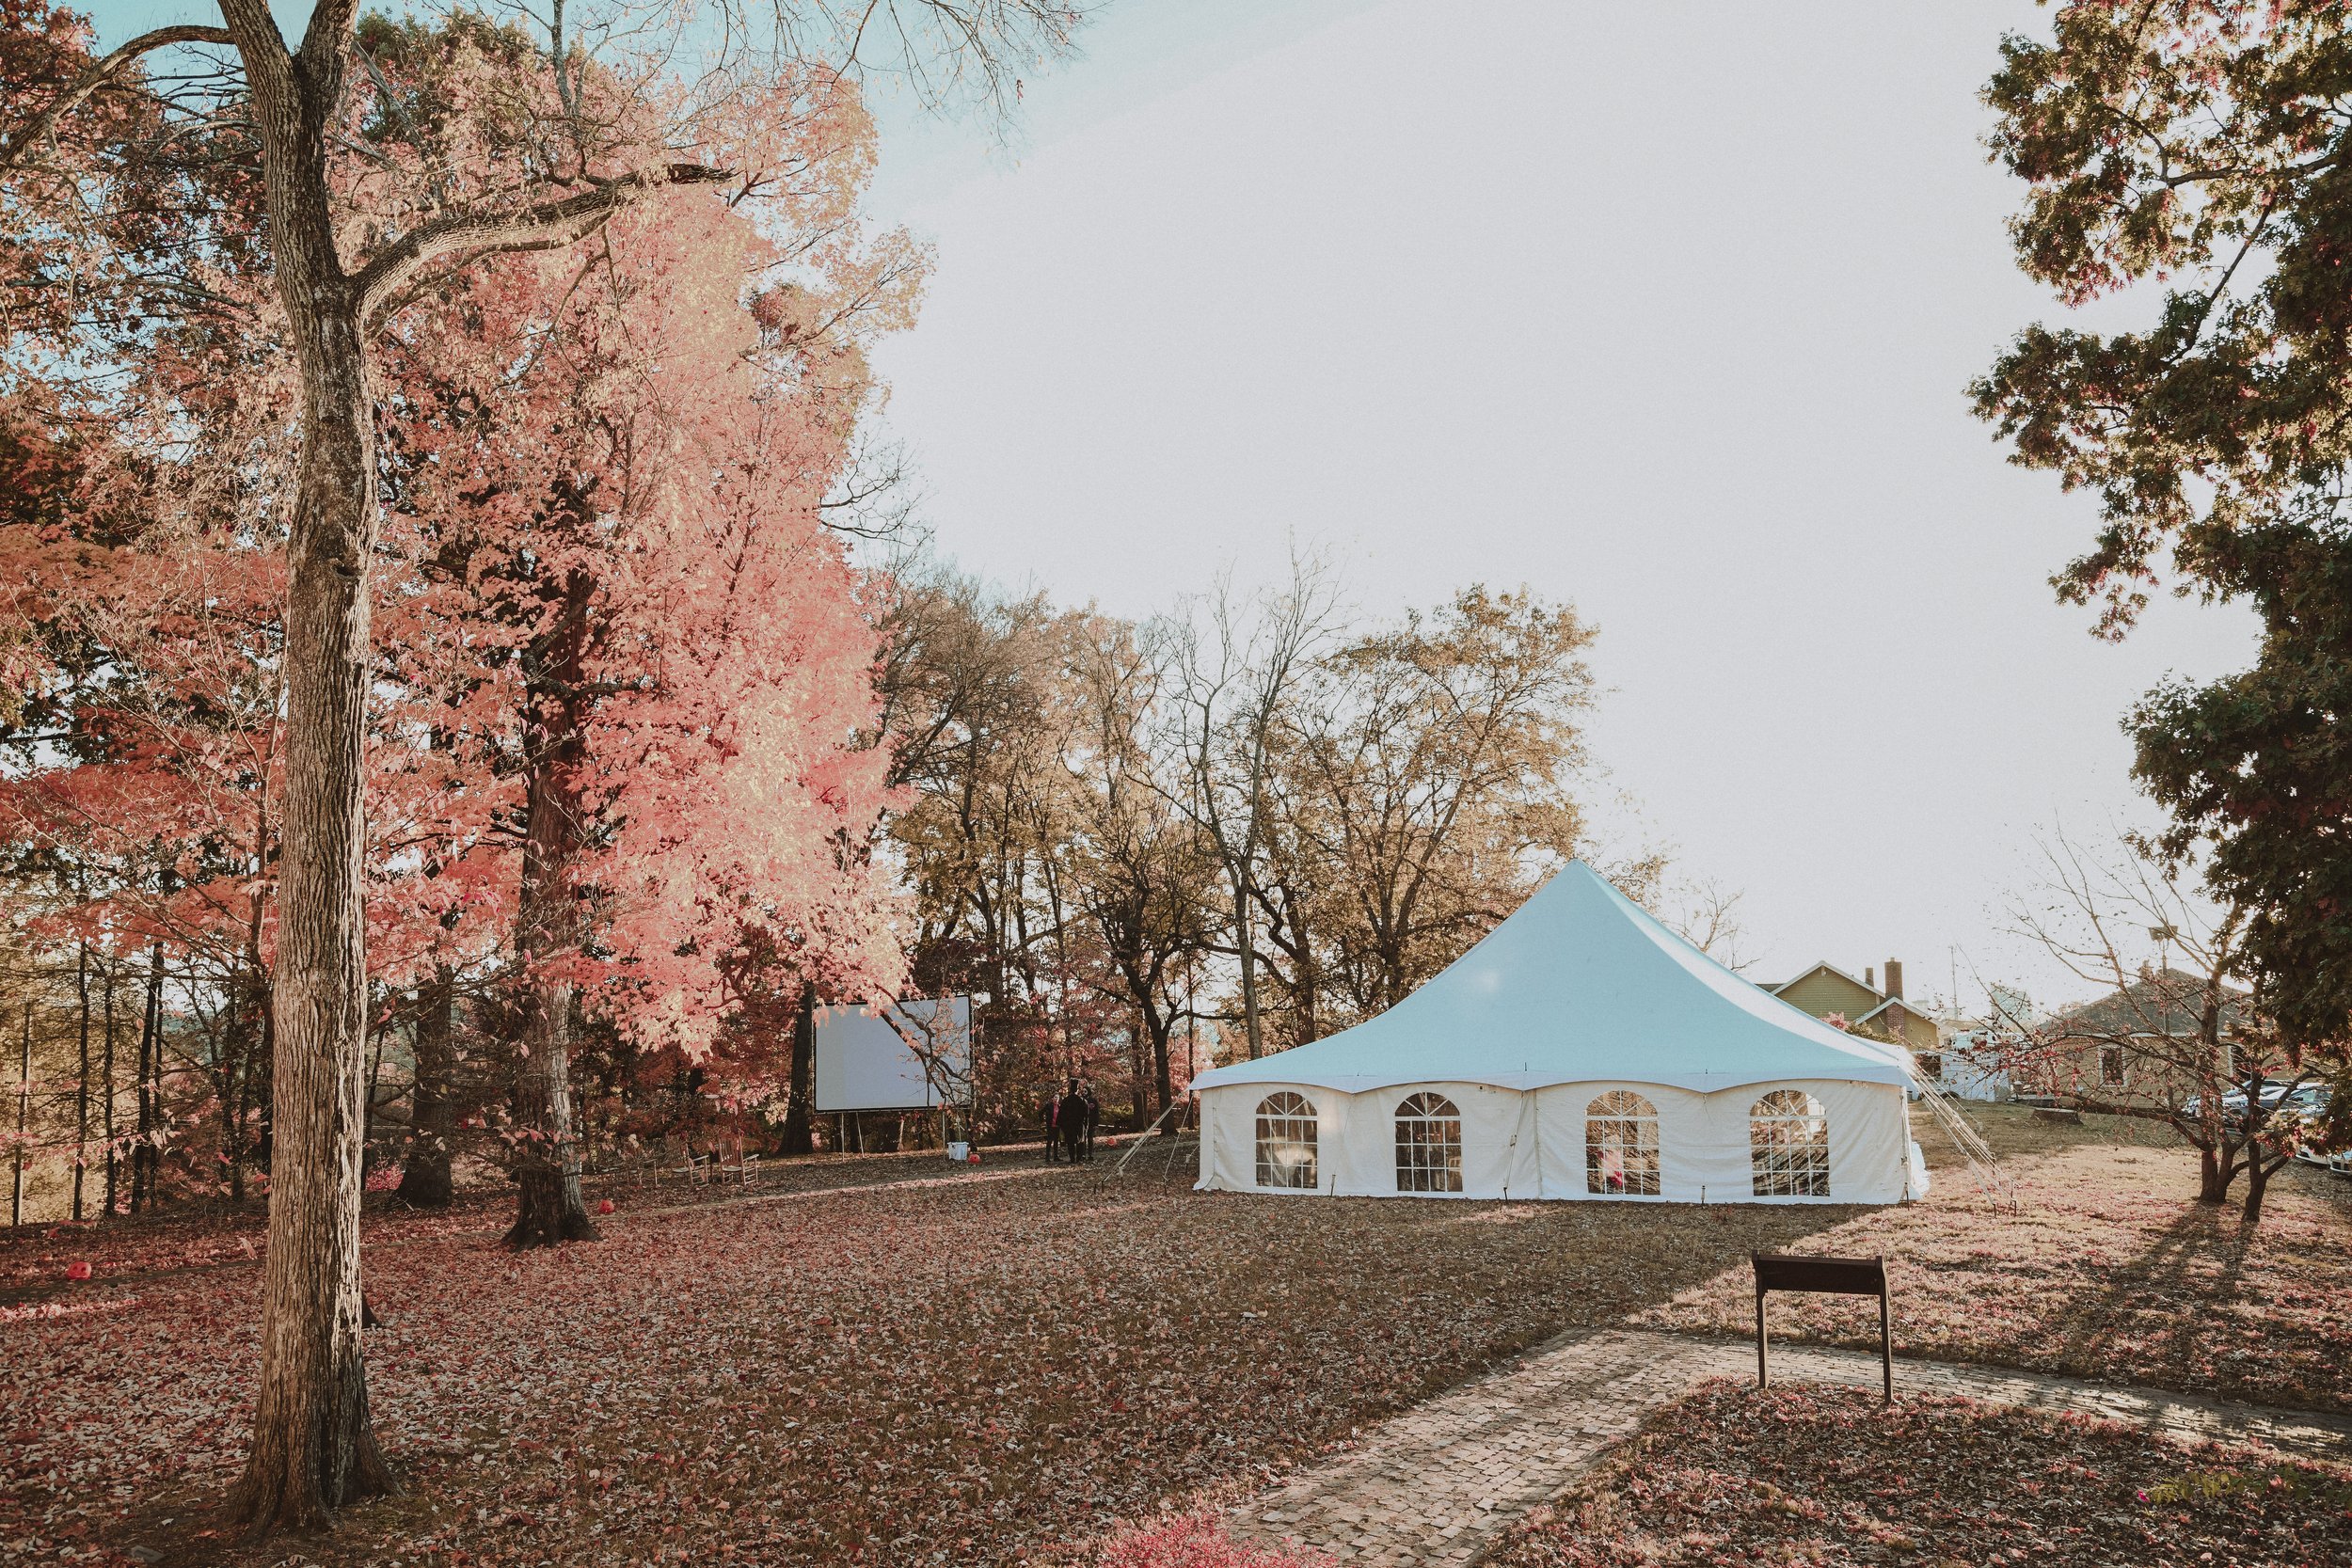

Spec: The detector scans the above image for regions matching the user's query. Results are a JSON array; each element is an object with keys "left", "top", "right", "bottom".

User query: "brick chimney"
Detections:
[{"left": 1884, "top": 958, "right": 1903, "bottom": 1000}]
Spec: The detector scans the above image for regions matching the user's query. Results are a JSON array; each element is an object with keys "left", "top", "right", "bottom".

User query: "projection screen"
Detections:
[{"left": 812, "top": 996, "right": 972, "bottom": 1113}]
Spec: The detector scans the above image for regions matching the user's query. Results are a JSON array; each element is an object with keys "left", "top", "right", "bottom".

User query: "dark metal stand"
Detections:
[{"left": 1752, "top": 1251, "right": 1893, "bottom": 1403}]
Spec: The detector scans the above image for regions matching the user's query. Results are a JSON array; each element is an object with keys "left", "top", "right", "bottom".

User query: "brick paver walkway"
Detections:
[{"left": 1230, "top": 1328, "right": 2352, "bottom": 1565}]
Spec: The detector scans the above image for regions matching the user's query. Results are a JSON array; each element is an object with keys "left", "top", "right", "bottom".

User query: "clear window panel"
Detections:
[
  {"left": 1584, "top": 1090, "right": 1661, "bottom": 1196},
  {"left": 1255, "top": 1092, "right": 1318, "bottom": 1190},
  {"left": 1748, "top": 1089, "right": 1829, "bottom": 1197},
  {"left": 1393, "top": 1092, "right": 1463, "bottom": 1193}
]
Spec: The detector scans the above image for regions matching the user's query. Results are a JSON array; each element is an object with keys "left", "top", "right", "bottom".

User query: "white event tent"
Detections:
[{"left": 1190, "top": 862, "right": 1927, "bottom": 1204}]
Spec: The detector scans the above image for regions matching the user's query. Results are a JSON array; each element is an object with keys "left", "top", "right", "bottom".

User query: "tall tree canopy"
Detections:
[
  {"left": 1974, "top": 0, "right": 2352, "bottom": 1054},
  {"left": 0, "top": 0, "right": 1070, "bottom": 1529}
]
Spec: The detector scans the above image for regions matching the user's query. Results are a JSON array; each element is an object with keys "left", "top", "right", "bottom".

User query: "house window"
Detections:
[
  {"left": 1584, "top": 1090, "right": 1661, "bottom": 1196},
  {"left": 1750, "top": 1089, "right": 1830, "bottom": 1197},
  {"left": 1254, "top": 1092, "right": 1318, "bottom": 1190},
  {"left": 2098, "top": 1046, "right": 2126, "bottom": 1088},
  {"left": 1393, "top": 1092, "right": 1464, "bottom": 1193},
  {"left": 1915, "top": 1053, "right": 1943, "bottom": 1083}
]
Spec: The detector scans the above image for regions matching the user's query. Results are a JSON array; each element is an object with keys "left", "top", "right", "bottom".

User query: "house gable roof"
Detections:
[
  {"left": 2046, "top": 970, "right": 2253, "bottom": 1042},
  {"left": 1772, "top": 961, "right": 1883, "bottom": 1004}
]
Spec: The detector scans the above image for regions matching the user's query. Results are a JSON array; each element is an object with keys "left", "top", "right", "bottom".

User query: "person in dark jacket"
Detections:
[
  {"left": 1078, "top": 1081, "right": 1102, "bottom": 1163},
  {"left": 1059, "top": 1076, "right": 1089, "bottom": 1164}
]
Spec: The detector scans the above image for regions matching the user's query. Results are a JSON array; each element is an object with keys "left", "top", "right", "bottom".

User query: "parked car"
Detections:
[
  {"left": 2284, "top": 1085, "right": 2337, "bottom": 1166},
  {"left": 2181, "top": 1078, "right": 2303, "bottom": 1124}
]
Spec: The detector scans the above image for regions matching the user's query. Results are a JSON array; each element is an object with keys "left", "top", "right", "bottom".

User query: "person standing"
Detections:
[
  {"left": 1079, "top": 1081, "right": 1102, "bottom": 1164},
  {"left": 1042, "top": 1086, "right": 1064, "bottom": 1164},
  {"left": 1059, "top": 1075, "right": 1088, "bottom": 1164}
]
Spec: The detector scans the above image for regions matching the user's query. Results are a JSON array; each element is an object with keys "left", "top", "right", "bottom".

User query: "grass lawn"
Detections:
[
  {"left": 1, "top": 1105, "right": 2345, "bottom": 1566},
  {"left": 1637, "top": 1103, "right": 2352, "bottom": 1416},
  {"left": 1486, "top": 1379, "right": 2352, "bottom": 1568}
]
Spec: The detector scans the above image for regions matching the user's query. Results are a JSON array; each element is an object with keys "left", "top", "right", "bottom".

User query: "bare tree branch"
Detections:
[
  {"left": 0, "top": 24, "right": 235, "bottom": 173},
  {"left": 354, "top": 165, "right": 733, "bottom": 327}
]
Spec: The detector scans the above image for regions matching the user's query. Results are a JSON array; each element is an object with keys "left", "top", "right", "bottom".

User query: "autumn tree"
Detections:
[
  {"left": 2000, "top": 829, "right": 2310, "bottom": 1216},
  {"left": 1974, "top": 2, "right": 2352, "bottom": 1097},
  {"left": 877, "top": 566, "right": 1075, "bottom": 1006},
  {"left": 1150, "top": 557, "right": 1337, "bottom": 1060},
  {"left": 0, "top": 104, "right": 507, "bottom": 1214},
  {"left": 380, "top": 188, "right": 915, "bottom": 1240},
  {"left": 1255, "top": 587, "right": 1597, "bottom": 1036},
  {"left": 876, "top": 576, "right": 1615, "bottom": 1088},
  {"left": 1061, "top": 615, "right": 1218, "bottom": 1118},
  {"left": 3, "top": 0, "right": 1082, "bottom": 1534},
  {"left": 874, "top": 566, "right": 1133, "bottom": 1119}
]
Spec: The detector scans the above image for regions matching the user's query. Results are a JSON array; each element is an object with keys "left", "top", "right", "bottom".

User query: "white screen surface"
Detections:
[{"left": 812, "top": 996, "right": 971, "bottom": 1112}]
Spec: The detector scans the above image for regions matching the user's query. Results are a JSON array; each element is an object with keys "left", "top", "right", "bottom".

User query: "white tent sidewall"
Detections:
[{"left": 1196, "top": 1078, "right": 1909, "bottom": 1204}]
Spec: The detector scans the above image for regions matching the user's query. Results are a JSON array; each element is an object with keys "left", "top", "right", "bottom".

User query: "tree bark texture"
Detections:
[
  {"left": 1232, "top": 879, "right": 1263, "bottom": 1059},
  {"left": 133, "top": 944, "right": 160, "bottom": 1213},
  {"left": 781, "top": 990, "right": 817, "bottom": 1157},
  {"left": 505, "top": 568, "right": 597, "bottom": 1248},
  {"left": 222, "top": 0, "right": 393, "bottom": 1530},
  {"left": 2244, "top": 1153, "right": 2274, "bottom": 1227},
  {"left": 101, "top": 960, "right": 118, "bottom": 1216},
  {"left": 11, "top": 1001, "right": 26, "bottom": 1229},
  {"left": 396, "top": 968, "right": 455, "bottom": 1208},
  {"left": 74, "top": 942, "right": 90, "bottom": 1221},
  {"left": 2197, "top": 1145, "right": 2233, "bottom": 1205}
]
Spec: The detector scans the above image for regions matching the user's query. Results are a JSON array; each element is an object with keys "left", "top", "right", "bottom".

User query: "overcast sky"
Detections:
[
  {"left": 855, "top": 0, "right": 2258, "bottom": 1011},
  {"left": 104, "top": 1, "right": 2257, "bottom": 1011}
]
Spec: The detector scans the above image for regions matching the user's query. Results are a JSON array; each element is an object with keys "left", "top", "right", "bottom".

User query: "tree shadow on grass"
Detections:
[{"left": 2033, "top": 1199, "right": 2252, "bottom": 1394}]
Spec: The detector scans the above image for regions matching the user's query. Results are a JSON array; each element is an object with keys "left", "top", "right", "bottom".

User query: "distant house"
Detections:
[
  {"left": 1769, "top": 958, "right": 1940, "bottom": 1056},
  {"left": 2017, "top": 970, "right": 2251, "bottom": 1112}
]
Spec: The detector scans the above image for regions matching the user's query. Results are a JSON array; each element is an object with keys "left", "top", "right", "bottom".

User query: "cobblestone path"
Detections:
[{"left": 1230, "top": 1327, "right": 2352, "bottom": 1566}]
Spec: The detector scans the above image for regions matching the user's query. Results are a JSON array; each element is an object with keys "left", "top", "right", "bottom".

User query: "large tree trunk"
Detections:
[
  {"left": 1232, "top": 878, "right": 1263, "bottom": 1059},
  {"left": 1150, "top": 1014, "right": 1173, "bottom": 1116},
  {"left": 74, "top": 942, "right": 90, "bottom": 1221},
  {"left": 780, "top": 990, "right": 817, "bottom": 1157},
  {"left": 2243, "top": 1152, "right": 2275, "bottom": 1227},
  {"left": 505, "top": 567, "right": 597, "bottom": 1249},
  {"left": 2196, "top": 1142, "right": 2233, "bottom": 1205},
  {"left": 132, "top": 943, "right": 160, "bottom": 1213},
  {"left": 225, "top": 0, "right": 393, "bottom": 1529},
  {"left": 100, "top": 958, "right": 117, "bottom": 1217},
  {"left": 397, "top": 968, "right": 456, "bottom": 1207},
  {"left": 504, "top": 977, "right": 595, "bottom": 1247},
  {"left": 2240, "top": 1115, "right": 2289, "bottom": 1228},
  {"left": 11, "top": 1000, "right": 26, "bottom": 1229}
]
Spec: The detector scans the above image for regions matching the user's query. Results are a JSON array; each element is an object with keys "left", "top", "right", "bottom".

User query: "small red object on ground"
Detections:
[
  {"left": 64, "top": 1260, "right": 91, "bottom": 1281},
  {"left": 597, "top": 1198, "right": 615, "bottom": 1214}
]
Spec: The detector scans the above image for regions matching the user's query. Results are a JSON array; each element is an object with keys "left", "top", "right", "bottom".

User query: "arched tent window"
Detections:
[
  {"left": 1254, "top": 1092, "right": 1319, "bottom": 1190},
  {"left": 1393, "top": 1092, "right": 1464, "bottom": 1193},
  {"left": 1749, "top": 1089, "right": 1830, "bottom": 1197},
  {"left": 1584, "top": 1090, "right": 1661, "bottom": 1196}
]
